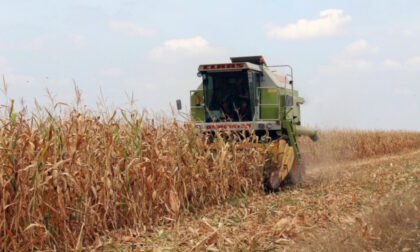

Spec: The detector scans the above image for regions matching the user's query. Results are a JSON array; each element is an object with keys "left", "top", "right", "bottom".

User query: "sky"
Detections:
[{"left": 0, "top": 0, "right": 419, "bottom": 130}]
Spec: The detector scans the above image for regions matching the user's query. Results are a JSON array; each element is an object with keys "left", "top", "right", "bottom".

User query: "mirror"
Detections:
[{"left": 176, "top": 99, "right": 182, "bottom": 110}]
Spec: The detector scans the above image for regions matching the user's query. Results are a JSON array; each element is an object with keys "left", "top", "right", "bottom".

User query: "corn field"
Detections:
[
  {"left": 299, "top": 130, "right": 420, "bottom": 164},
  {"left": 1, "top": 102, "right": 420, "bottom": 250}
]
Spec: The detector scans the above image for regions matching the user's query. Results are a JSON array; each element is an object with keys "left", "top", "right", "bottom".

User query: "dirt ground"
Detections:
[{"left": 99, "top": 150, "right": 420, "bottom": 251}]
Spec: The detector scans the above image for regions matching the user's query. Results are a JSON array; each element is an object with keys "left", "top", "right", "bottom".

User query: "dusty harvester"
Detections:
[{"left": 177, "top": 56, "right": 318, "bottom": 190}]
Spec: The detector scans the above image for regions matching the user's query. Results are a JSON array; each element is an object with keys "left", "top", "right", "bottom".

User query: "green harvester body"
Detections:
[{"left": 189, "top": 56, "right": 318, "bottom": 160}]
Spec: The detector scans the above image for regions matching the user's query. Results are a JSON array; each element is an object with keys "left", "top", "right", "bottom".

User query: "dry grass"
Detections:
[
  {"left": 308, "top": 185, "right": 420, "bottom": 252},
  {"left": 1, "top": 96, "right": 420, "bottom": 250},
  {"left": 102, "top": 147, "right": 420, "bottom": 251},
  {"left": 299, "top": 130, "right": 420, "bottom": 165}
]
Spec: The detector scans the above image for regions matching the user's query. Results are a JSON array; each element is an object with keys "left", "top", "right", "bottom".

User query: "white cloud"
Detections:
[
  {"left": 382, "top": 59, "right": 403, "bottom": 70},
  {"left": 343, "top": 39, "right": 379, "bottom": 55},
  {"left": 405, "top": 56, "right": 420, "bottom": 72},
  {"left": 402, "top": 29, "right": 415, "bottom": 38},
  {"left": 402, "top": 28, "right": 420, "bottom": 39},
  {"left": 51, "top": 52, "right": 58, "bottom": 61},
  {"left": 99, "top": 67, "right": 123, "bottom": 77},
  {"left": 108, "top": 20, "right": 156, "bottom": 37},
  {"left": 21, "top": 37, "right": 46, "bottom": 52},
  {"left": 322, "top": 40, "right": 378, "bottom": 73},
  {"left": 71, "top": 35, "right": 88, "bottom": 48},
  {"left": 267, "top": 9, "right": 351, "bottom": 40},
  {"left": 330, "top": 58, "right": 374, "bottom": 72},
  {"left": 149, "top": 36, "right": 222, "bottom": 60},
  {"left": 380, "top": 57, "right": 420, "bottom": 72},
  {"left": 393, "top": 87, "right": 415, "bottom": 96}
]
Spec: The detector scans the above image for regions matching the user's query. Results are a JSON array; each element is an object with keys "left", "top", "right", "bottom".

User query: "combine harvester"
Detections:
[{"left": 177, "top": 56, "right": 318, "bottom": 190}]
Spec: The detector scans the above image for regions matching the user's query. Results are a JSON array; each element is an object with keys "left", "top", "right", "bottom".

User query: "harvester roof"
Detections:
[
  {"left": 230, "top": 55, "right": 266, "bottom": 65},
  {"left": 198, "top": 55, "right": 265, "bottom": 72}
]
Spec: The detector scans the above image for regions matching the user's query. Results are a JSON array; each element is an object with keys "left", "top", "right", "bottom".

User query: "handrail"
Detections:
[{"left": 267, "top": 65, "right": 294, "bottom": 111}]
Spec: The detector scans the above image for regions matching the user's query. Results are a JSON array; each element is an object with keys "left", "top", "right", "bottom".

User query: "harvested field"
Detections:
[
  {"left": 107, "top": 149, "right": 419, "bottom": 251},
  {"left": 1, "top": 103, "right": 420, "bottom": 250}
]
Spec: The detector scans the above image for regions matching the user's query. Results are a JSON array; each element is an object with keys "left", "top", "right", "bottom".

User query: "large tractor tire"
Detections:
[{"left": 285, "top": 160, "right": 305, "bottom": 185}]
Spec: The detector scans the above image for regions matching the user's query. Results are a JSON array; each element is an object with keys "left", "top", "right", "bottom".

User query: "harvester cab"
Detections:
[{"left": 183, "top": 56, "right": 318, "bottom": 190}]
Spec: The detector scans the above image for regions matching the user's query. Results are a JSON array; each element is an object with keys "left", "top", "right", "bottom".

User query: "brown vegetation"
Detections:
[
  {"left": 309, "top": 187, "right": 420, "bottom": 251},
  {"left": 0, "top": 103, "right": 266, "bottom": 250},
  {"left": 102, "top": 148, "right": 420, "bottom": 251},
  {"left": 1, "top": 99, "right": 420, "bottom": 250},
  {"left": 299, "top": 130, "right": 420, "bottom": 165}
]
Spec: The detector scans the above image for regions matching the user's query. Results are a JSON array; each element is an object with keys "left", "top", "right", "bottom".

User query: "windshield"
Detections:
[{"left": 203, "top": 71, "right": 252, "bottom": 122}]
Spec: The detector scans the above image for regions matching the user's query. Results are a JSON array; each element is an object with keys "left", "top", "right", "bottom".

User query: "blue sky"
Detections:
[{"left": 0, "top": 0, "right": 419, "bottom": 130}]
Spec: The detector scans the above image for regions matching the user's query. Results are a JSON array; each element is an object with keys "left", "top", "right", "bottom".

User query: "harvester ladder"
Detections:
[
  {"left": 282, "top": 119, "right": 300, "bottom": 160},
  {"left": 280, "top": 95, "right": 300, "bottom": 160}
]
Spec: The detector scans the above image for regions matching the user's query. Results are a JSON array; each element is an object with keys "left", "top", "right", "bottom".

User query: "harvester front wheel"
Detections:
[{"left": 285, "top": 161, "right": 305, "bottom": 184}]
